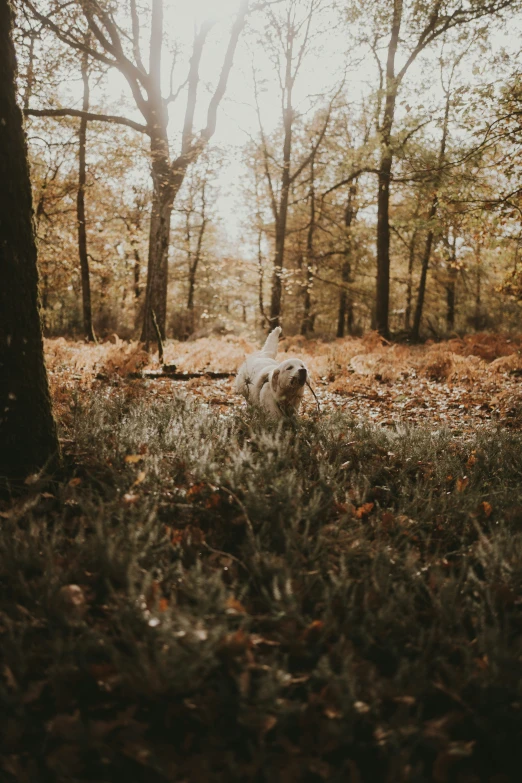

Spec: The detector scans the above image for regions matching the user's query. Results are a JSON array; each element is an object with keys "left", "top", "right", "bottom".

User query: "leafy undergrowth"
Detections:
[
  {"left": 44, "top": 332, "right": 522, "bottom": 430},
  {"left": 2, "top": 379, "right": 522, "bottom": 781}
]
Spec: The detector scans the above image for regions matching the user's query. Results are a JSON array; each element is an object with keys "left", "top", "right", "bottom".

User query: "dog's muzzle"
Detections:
[{"left": 297, "top": 367, "right": 307, "bottom": 385}]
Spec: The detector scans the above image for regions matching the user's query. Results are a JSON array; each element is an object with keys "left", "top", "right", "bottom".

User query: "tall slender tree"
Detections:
[
  {"left": 364, "top": 0, "right": 516, "bottom": 337},
  {"left": 254, "top": 0, "right": 335, "bottom": 329},
  {"left": 77, "top": 40, "right": 96, "bottom": 342},
  {"left": 22, "top": 0, "right": 249, "bottom": 343}
]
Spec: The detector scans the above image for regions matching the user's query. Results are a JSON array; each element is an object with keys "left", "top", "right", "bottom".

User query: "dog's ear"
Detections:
[{"left": 271, "top": 367, "right": 280, "bottom": 393}]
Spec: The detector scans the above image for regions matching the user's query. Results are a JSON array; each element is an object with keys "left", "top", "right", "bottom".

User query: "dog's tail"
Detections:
[{"left": 260, "top": 326, "right": 282, "bottom": 358}]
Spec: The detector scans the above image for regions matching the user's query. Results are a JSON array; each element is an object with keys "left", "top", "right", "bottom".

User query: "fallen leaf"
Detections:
[
  {"left": 466, "top": 452, "right": 477, "bottom": 468},
  {"left": 456, "top": 476, "right": 469, "bottom": 492},
  {"left": 132, "top": 470, "right": 146, "bottom": 487},
  {"left": 226, "top": 596, "right": 247, "bottom": 614},
  {"left": 124, "top": 454, "right": 143, "bottom": 464}
]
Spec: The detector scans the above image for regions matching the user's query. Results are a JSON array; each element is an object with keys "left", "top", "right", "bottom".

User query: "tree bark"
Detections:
[
  {"left": 141, "top": 162, "right": 175, "bottom": 344},
  {"left": 77, "top": 44, "right": 96, "bottom": 342},
  {"left": 0, "top": 0, "right": 60, "bottom": 480}
]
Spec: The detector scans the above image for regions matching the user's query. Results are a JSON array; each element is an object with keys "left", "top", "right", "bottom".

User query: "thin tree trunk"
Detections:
[
  {"left": 404, "top": 229, "right": 417, "bottom": 331},
  {"left": 337, "top": 183, "right": 357, "bottom": 338},
  {"left": 446, "top": 277, "right": 456, "bottom": 331},
  {"left": 133, "top": 247, "right": 141, "bottom": 300},
  {"left": 445, "top": 233, "right": 457, "bottom": 331},
  {"left": 0, "top": 0, "right": 60, "bottom": 479},
  {"left": 269, "top": 29, "right": 294, "bottom": 329},
  {"left": 474, "top": 243, "right": 482, "bottom": 330},
  {"left": 187, "top": 183, "right": 207, "bottom": 321},
  {"left": 301, "top": 150, "right": 315, "bottom": 337},
  {"left": 410, "top": 200, "right": 437, "bottom": 341},
  {"left": 411, "top": 90, "right": 450, "bottom": 341},
  {"left": 77, "top": 45, "right": 96, "bottom": 342},
  {"left": 375, "top": 0, "right": 402, "bottom": 339},
  {"left": 257, "top": 227, "right": 268, "bottom": 327}
]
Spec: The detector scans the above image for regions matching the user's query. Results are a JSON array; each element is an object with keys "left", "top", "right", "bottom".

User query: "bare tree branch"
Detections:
[
  {"left": 129, "top": 0, "right": 145, "bottom": 74},
  {"left": 201, "top": 0, "right": 250, "bottom": 143},
  {"left": 24, "top": 107, "right": 147, "bottom": 133}
]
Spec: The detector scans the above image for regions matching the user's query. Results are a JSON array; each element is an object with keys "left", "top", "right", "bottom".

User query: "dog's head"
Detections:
[{"left": 270, "top": 358, "right": 308, "bottom": 401}]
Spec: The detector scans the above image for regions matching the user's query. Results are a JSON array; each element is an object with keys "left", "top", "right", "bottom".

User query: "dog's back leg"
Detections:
[{"left": 260, "top": 326, "right": 282, "bottom": 359}]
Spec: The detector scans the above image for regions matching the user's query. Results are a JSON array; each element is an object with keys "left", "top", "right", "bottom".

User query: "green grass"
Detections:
[{"left": 1, "top": 387, "right": 522, "bottom": 782}]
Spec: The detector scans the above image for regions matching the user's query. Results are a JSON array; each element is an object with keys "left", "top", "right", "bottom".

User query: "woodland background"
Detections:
[{"left": 14, "top": 0, "right": 522, "bottom": 345}]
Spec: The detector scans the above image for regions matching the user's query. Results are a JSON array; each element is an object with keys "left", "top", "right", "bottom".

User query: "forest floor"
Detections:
[
  {"left": 1, "top": 332, "right": 522, "bottom": 783},
  {"left": 44, "top": 330, "right": 522, "bottom": 431}
]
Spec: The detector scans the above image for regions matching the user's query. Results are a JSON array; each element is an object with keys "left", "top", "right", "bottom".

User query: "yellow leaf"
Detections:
[
  {"left": 125, "top": 454, "right": 143, "bottom": 464},
  {"left": 132, "top": 470, "right": 146, "bottom": 487}
]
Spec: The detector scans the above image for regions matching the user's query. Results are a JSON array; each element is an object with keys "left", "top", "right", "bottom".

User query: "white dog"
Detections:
[{"left": 235, "top": 327, "right": 309, "bottom": 419}]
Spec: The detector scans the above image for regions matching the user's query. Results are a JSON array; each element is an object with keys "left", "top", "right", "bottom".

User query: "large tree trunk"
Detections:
[
  {"left": 0, "top": 0, "right": 59, "bottom": 480},
  {"left": 141, "top": 180, "right": 174, "bottom": 343},
  {"left": 77, "top": 45, "right": 96, "bottom": 342},
  {"left": 375, "top": 0, "right": 402, "bottom": 339},
  {"left": 140, "top": 0, "right": 174, "bottom": 345}
]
